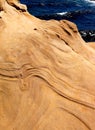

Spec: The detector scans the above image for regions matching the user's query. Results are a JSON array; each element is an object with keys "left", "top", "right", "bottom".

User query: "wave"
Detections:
[
  {"left": 84, "top": 0, "right": 95, "bottom": 5},
  {"left": 37, "top": 9, "right": 95, "bottom": 20},
  {"left": 56, "top": 12, "right": 68, "bottom": 15}
]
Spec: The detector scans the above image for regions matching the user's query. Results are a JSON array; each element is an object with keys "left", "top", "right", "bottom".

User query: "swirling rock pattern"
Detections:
[{"left": 0, "top": 1, "right": 95, "bottom": 130}]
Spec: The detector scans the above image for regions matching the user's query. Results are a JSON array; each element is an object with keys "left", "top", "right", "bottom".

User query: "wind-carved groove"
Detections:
[
  {"left": 0, "top": 68, "right": 21, "bottom": 79},
  {"left": 0, "top": 63, "right": 33, "bottom": 79},
  {"left": 32, "top": 73, "right": 95, "bottom": 110},
  {"left": 56, "top": 34, "right": 60, "bottom": 38},
  {"left": 62, "top": 20, "right": 78, "bottom": 33},
  {"left": 0, "top": 63, "right": 95, "bottom": 109},
  {"left": 61, "top": 27, "right": 72, "bottom": 36},
  {"left": 59, "top": 107, "right": 92, "bottom": 130},
  {"left": 0, "top": 0, "right": 27, "bottom": 12},
  {"left": 56, "top": 35, "right": 75, "bottom": 51},
  {"left": 10, "top": 3, "right": 27, "bottom": 12}
]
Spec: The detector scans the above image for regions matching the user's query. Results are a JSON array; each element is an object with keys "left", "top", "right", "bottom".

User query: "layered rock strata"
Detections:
[{"left": 0, "top": 1, "right": 95, "bottom": 130}]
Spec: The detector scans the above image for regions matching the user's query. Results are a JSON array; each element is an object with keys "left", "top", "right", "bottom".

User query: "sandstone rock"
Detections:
[
  {"left": 0, "top": 1, "right": 95, "bottom": 130},
  {"left": 88, "top": 42, "right": 95, "bottom": 50},
  {"left": 0, "top": 0, "right": 27, "bottom": 11}
]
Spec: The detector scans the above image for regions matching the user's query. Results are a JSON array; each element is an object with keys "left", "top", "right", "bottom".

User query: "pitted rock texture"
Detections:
[
  {"left": 0, "top": 1, "right": 95, "bottom": 130},
  {"left": 0, "top": 0, "right": 27, "bottom": 11}
]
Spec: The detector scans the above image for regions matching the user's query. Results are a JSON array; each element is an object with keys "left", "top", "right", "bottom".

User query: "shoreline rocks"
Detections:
[
  {"left": 0, "top": 1, "right": 95, "bottom": 130},
  {"left": 79, "top": 30, "right": 95, "bottom": 42}
]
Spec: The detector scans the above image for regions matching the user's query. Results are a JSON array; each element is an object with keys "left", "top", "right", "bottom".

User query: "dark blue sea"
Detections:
[{"left": 20, "top": 0, "right": 95, "bottom": 41}]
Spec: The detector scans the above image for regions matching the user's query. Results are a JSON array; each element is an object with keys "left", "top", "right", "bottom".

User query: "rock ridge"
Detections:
[{"left": 0, "top": 1, "right": 95, "bottom": 130}]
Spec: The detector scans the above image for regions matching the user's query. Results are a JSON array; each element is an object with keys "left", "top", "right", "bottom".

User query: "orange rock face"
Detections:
[{"left": 0, "top": 1, "right": 95, "bottom": 130}]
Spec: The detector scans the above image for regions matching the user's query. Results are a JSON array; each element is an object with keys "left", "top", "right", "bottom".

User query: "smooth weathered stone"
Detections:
[{"left": 0, "top": 1, "right": 95, "bottom": 130}]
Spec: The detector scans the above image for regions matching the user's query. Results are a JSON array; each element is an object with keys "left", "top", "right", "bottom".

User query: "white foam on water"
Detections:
[
  {"left": 84, "top": 0, "right": 95, "bottom": 5},
  {"left": 56, "top": 12, "right": 68, "bottom": 15}
]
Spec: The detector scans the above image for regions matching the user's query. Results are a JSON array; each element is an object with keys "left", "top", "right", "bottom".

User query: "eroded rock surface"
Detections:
[
  {"left": 0, "top": 1, "right": 95, "bottom": 130},
  {"left": 0, "top": 0, "right": 27, "bottom": 11}
]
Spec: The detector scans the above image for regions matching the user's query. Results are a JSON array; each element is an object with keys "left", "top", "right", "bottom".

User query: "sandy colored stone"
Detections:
[
  {"left": 88, "top": 42, "right": 95, "bottom": 50},
  {"left": 0, "top": 0, "right": 27, "bottom": 11},
  {"left": 0, "top": 1, "right": 95, "bottom": 130}
]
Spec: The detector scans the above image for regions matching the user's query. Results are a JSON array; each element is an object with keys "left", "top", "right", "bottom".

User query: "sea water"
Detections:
[{"left": 20, "top": 0, "right": 95, "bottom": 39}]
